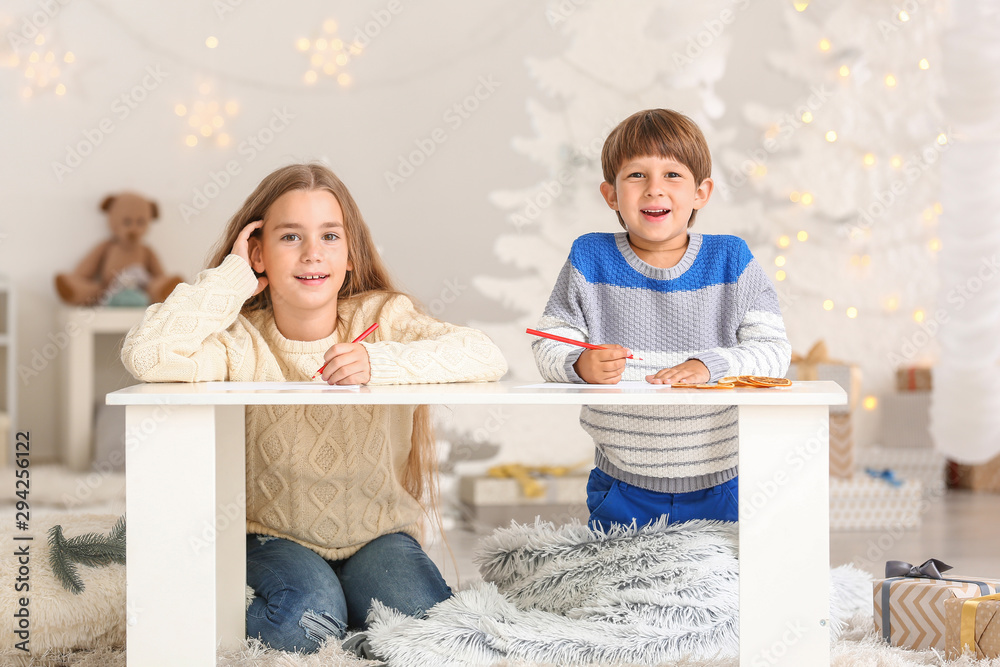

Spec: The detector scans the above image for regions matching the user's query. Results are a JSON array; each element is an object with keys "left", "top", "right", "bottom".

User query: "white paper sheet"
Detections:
[
  {"left": 515, "top": 381, "right": 671, "bottom": 391},
  {"left": 202, "top": 381, "right": 360, "bottom": 391}
]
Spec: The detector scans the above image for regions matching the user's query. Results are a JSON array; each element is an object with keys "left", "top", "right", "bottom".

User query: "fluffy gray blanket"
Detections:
[{"left": 366, "top": 519, "right": 871, "bottom": 666}]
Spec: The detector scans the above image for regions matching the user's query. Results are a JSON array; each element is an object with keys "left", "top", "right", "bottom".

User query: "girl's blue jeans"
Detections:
[
  {"left": 246, "top": 531, "right": 452, "bottom": 653},
  {"left": 586, "top": 466, "right": 739, "bottom": 530}
]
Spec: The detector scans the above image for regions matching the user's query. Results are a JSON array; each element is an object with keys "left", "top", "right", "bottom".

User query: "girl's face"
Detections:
[{"left": 248, "top": 189, "right": 352, "bottom": 317}]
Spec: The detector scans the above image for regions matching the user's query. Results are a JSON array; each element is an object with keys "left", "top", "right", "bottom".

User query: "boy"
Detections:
[{"left": 532, "top": 108, "right": 791, "bottom": 529}]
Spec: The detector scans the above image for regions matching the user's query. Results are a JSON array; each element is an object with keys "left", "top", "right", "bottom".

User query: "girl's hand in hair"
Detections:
[{"left": 232, "top": 220, "right": 268, "bottom": 296}]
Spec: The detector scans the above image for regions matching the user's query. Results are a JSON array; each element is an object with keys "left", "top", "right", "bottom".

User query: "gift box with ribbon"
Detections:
[
  {"left": 896, "top": 365, "right": 932, "bottom": 392},
  {"left": 945, "top": 593, "right": 1000, "bottom": 659},
  {"left": 874, "top": 559, "right": 1000, "bottom": 651},
  {"left": 787, "top": 341, "right": 861, "bottom": 478},
  {"left": 830, "top": 475, "right": 922, "bottom": 530},
  {"left": 948, "top": 453, "right": 1000, "bottom": 493},
  {"left": 786, "top": 341, "right": 862, "bottom": 415},
  {"left": 858, "top": 446, "right": 946, "bottom": 493}
]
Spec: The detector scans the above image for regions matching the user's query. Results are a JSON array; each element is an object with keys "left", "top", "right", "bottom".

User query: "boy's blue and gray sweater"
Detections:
[{"left": 532, "top": 232, "right": 792, "bottom": 493}]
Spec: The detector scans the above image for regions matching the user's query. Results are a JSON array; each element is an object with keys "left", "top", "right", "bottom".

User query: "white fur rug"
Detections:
[
  {"left": 3, "top": 515, "right": 999, "bottom": 666},
  {"left": 365, "top": 519, "right": 869, "bottom": 666}
]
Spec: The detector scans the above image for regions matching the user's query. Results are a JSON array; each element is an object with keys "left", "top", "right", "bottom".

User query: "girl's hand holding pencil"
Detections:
[{"left": 313, "top": 323, "right": 378, "bottom": 384}]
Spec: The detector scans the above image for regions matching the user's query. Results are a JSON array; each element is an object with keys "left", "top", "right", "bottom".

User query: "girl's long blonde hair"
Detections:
[{"left": 207, "top": 163, "right": 439, "bottom": 524}]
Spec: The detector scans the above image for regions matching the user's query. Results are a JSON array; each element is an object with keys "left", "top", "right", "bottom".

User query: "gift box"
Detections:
[
  {"left": 458, "top": 473, "right": 590, "bottom": 531},
  {"left": 945, "top": 593, "right": 1000, "bottom": 659},
  {"left": 948, "top": 453, "right": 1000, "bottom": 493},
  {"left": 829, "top": 412, "right": 855, "bottom": 479},
  {"left": 874, "top": 563, "right": 1000, "bottom": 651},
  {"left": 830, "top": 476, "right": 922, "bottom": 531},
  {"left": 878, "top": 393, "right": 933, "bottom": 449},
  {"left": 787, "top": 340, "right": 862, "bottom": 415},
  {"left": 858, "top": 446, "right": 946, "bottom": 493},
  {"left": 897, "top": 366, "right": 933, "bottom": 392}
]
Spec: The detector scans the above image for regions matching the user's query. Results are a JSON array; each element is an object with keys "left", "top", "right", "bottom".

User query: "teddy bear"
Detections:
[{"left": 54, "top": 192, "right": 183, "bottom": 307}]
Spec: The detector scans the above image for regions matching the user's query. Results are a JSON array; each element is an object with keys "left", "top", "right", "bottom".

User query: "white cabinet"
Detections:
[{"left": 0, "top": 277, "right": 14, "bottom": 464}]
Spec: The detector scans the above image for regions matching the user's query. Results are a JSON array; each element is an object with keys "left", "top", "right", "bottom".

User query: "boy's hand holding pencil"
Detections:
[
  {"left": 574, "top": 345, "right": 631, "bottom": 384},
  {"left": 525, "top": 328, "right": 636, "bottom": 385}
]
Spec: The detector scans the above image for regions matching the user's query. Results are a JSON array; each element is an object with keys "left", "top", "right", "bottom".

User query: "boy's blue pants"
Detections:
[{"left": 586, "top": 466, "right": 739, "bottom": 530}]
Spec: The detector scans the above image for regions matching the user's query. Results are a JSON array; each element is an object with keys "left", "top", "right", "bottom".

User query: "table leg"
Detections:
[
  {"left": 738, "top": 405, "right": 830, "bottom": 666},
  {"left": 126, "top": 404, "right": 246, "bottom": 666},
  {"left": 62, "top": 316, "right": 93, "bottom": 471}
]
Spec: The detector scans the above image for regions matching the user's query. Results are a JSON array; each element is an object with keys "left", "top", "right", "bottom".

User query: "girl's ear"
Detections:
[
  {"left": 346, "top": 255, "right": 353, "bottom": 273},
  {"left": 248, "top": 236, "right": 265, "bottom": 273}
]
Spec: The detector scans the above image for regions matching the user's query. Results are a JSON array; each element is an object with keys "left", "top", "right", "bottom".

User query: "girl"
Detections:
[{"left": 121, "top": 163, "right": 508, "bottom": 655}]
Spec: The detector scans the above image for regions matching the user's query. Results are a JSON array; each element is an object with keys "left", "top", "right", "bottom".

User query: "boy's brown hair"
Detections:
[{"left": 601, "top": 108, "right": 712, "bottom": 228}]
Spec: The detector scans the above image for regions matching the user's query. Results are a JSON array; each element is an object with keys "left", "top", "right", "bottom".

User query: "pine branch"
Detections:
[
  {"left": 48, "top": 525, "right": 85, "bottom": 595},
  {"left": 47, "top": 515, "right": 127, "bottom": 594}
]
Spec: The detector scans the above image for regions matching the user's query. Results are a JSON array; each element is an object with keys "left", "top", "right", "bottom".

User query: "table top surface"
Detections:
[{"left": 107, "top": 379, "right": 847, "bottom": 406}]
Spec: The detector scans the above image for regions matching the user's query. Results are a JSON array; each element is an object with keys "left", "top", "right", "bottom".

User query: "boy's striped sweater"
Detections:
[{"left": 532, "top": 232, "right": 791, "bottom": 493}]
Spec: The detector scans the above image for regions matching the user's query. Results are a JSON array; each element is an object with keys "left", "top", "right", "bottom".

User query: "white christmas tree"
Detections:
[{"left": 715, "top": 1, "right": 945, "bottom": 444}]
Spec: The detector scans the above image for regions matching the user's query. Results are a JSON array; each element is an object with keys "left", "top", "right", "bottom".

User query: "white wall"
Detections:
[{"left": 1, "top": 0, "right": 915, "bottom": 464}]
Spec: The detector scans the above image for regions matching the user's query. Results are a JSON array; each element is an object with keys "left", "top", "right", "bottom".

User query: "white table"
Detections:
[{"left": 107, "top": 380, "right": 845, "bottom": 666}]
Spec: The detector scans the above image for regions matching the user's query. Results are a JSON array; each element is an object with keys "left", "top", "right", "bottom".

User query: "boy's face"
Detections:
[{"left": 600, "top": 155, "right": 713, "bottom": 251}]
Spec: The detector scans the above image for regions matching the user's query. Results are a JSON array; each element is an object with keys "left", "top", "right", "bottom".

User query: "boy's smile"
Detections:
[{"left": 600, "top": 155, "right": 713, "bottom": 266}]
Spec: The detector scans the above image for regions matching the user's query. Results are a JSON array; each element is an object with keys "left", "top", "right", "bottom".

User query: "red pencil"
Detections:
[
  {"left": 312, "top": 323, "right": 379, "bottom": 380},
  {"left": 525, "top": 328, "right": 641, "bottom": 360}
]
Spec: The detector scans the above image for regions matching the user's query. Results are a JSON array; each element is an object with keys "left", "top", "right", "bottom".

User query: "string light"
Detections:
[
  {"left": 936, "top": 133, "right": 948, "bottom": 145},
  {"left": 797, "top": 231, "right": 809, "bottom": 242},
  {"left": 913, "top": 309, "right": 925, "bottom": 323},
  {"left": 800, "top": 192, "right": 814, "bottom": 206},
  {"left": 890, "top": 155, "right": 903, "bottom": 168},
  {"left": 863, "top": 396, "right": 878, "bottom": 410},
  {"left": 863, "top": 153, "right": 876, "bottom": 167},
  {"left": 838, "top": 65, "right": 850, "bottom": 77},
  {"left": 775, "top": 270, "right": 786, "bottom": 281},
  {"left": 789, "top": 191, "right": 801, "bottom": 203},
  {"left": 205, "top": 36, "right": 219, "bottom": 49},
  {"left": 297, "top": 18, "right": 363, "bottom": 87},
  {"left": 801, "top": 111, "right": 813, "bottom": 123},
  {"left": 933, "top": 202, "right": 943, "bottom": 214},
  {"left": 794, "top": 1, "right": 809, "bottom": 11},
  {"left": 178, "top": 81, "right": 239, "bottom": 148},
  {"left": 885, "top": 296, "right": 899, "bottom": 312},
  {"left": 898, "top": 10, "right": 910, "bottom": 21},
  {"left": 885, "top": 74, "right": 897, "bottom": 88},
  {"left": 825, "top": 130, "right": 838, "bottom": 142},
  {"left": 777, "top": 235, "right": 791, "bottom": 248},
  {"left": 18, "top": 46, "right": 73, "bottom": 98},
  {"left": 775, "top": 256, "right": 786, "bottom": 267},
  {"left": 818, "top": 39, "right": 831, "bottom": 52},
  {"left": 823, "top": 300, "right": 834, "bottom": 311},
  {"left": 928, "top": 238, "right": 942, "bottom": 252},
  {"left": 846, "top": 307, "right": 858, "bottom": 319},
  {"left": 919, "top": 59, "right": 930, "bottom": 70}
]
